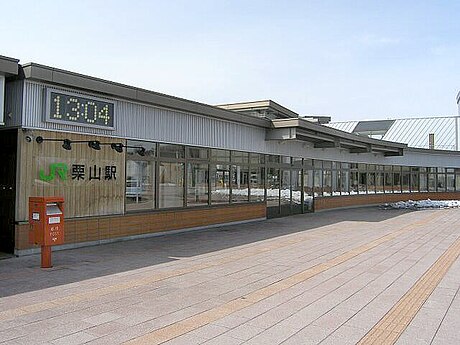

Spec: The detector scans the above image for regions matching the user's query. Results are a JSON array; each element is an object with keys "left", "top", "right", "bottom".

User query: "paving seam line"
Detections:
[
  {"left": 122, "top": 212, "right": 444, "bottom": 345},
  {"left": 277, "top": 215, "right": 457, "bottom": 345},
  {"left": 0, "top": 213, "right": 429, "bottom": 322},
  {"left": 356, "top": 235, "right": 460, "bottom": 345}
]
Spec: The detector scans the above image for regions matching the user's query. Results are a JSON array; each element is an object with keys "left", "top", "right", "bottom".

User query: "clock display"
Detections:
[{"left": 46, "top": 90, "right": 115, "bottom": 129}]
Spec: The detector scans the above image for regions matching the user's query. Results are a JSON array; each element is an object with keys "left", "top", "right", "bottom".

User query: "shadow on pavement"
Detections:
[{"left": 0, "top": 207, "right": 412, "bottom": 297}]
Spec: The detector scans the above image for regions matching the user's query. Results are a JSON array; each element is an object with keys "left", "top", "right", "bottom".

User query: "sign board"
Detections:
[
  {"left": 45, "top": 88, "right": 115, "bottom": 130},
  {"left": 0, "top": 75, "right": 5, "bottom": 126}
]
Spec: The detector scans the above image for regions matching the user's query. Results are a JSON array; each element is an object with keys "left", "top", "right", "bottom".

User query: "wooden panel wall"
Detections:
[
  {"left": 15, "top": 203, "right": 267, "bottom": 250},
  {"left": 314, "top": 192, "right": 460, "bottom": 211},
  {"left": 17, "top": 130, "right": 125, "bottom": 221}
]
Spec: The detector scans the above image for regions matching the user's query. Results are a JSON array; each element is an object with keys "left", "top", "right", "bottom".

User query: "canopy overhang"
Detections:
[{"left": 268, "top": 119, "right": 406, "bottom": 157}]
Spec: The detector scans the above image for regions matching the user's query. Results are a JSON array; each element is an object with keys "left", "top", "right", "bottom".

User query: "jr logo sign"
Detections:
[
  {"left": 38, "top": 163, "right": 117, "bottom": 182},
  {"left": 39, "top": 163, "right": 68, "bottom": 182}
]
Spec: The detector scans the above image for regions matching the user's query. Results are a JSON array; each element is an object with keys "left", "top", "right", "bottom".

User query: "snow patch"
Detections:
[{"left": 381, "top": 199, "right": 460, "bottom": 210}]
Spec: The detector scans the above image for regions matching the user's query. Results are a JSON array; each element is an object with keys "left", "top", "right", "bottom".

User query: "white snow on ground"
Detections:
[{"left": 381, "top": 199, "right": 460, "bottom": 210}]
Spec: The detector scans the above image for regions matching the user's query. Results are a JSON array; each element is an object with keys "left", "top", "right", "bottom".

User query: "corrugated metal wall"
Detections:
[
  {"left": 22, "top": 80, "right": 268, "bottom": 152},
  {"left": 19, "top": 80, "right": 460, "bottom": 167}
]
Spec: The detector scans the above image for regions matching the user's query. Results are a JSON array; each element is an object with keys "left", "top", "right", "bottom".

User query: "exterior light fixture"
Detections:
[
  {"left": 137, "top": 147, "right": 146, "bottom": 156},
  {"left": 88, "top": 140, "right": 101, "bottom": 150},
  {"left": 62, "top": 139, "right": 72, "bottom": 150},
  {"left": 110, "top": 143, "right": 124, "bottom": 153},
  {"left": 36, "top": 136, "right": 138, "bottom": 154},
  {"left": 108, "top": 143, "right": 146, "bottom": 155}
]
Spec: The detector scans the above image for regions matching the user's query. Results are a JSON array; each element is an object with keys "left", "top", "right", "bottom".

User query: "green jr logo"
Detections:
[{"left": 39, "top": 163, "right": 68, "bottom": 182}]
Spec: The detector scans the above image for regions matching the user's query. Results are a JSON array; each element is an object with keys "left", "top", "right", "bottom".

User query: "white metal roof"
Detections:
[
  {"left": 383, "top": 117, "right": 458, "bottom": 150},
  {"left": 325, "top": 121, "right": 358, "bottom": 133},
  {"left": 326, "top": 116, "right": 460, "bottom": 151}
]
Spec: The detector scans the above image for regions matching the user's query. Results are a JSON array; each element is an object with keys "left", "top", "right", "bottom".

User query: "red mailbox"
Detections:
[{"left": 29, "top": 196, "right": 65, "bottom": 268}]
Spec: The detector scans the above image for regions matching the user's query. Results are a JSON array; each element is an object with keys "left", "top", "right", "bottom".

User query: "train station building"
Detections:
[{"left": 1, "top": 55, "right": 460, "bottom": 256}]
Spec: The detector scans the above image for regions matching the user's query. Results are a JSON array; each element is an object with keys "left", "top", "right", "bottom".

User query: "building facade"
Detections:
[{"left": 1, "top": 56, "right": 460, "bottom": 256}]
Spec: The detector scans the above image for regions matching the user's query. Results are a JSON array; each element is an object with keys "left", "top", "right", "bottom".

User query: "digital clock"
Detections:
[{"left": 45, "top": 89, "right": 115, "bottom": 129}]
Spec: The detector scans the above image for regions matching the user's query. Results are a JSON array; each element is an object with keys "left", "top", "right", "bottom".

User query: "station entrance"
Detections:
[{"left": 0, "top": 129, "right": 17, "bottom": 254}]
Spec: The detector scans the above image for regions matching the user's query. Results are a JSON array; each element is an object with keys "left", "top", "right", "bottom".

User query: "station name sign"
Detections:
[{"left": 45, "top": 89, "right": 115, "bottom": 129}]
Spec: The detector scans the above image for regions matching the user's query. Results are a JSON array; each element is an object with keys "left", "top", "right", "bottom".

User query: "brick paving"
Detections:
[{"left": 0, "top": 207, "right": 459, "bottom": 344}]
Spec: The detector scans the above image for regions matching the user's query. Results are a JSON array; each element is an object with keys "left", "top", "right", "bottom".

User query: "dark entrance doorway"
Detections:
[{"left": 0, "top": 129, "right": 17, "bottom": 254}]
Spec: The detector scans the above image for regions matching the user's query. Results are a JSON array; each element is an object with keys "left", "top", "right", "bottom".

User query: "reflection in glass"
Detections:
[
  {"left": 323, "top": 170, "right": 332, "bottom": 196},
  {"left": 267, "top": 168, "right": 280, "bottom": 207},
  {"left": 159, "top": 143, "right": 185, "bottom": 159},
  {"left": 187, "top": 163, "right": 209, "bottom": 206},
  {"left": 126, "top": 160, "right": 155, "bottom": 211},
  {"left": 232, "top": 165, "right": 249, "bottom": 203},
  {"left": 393, "top": 170, "right": 402, "bottom": 193},
  {"left": 303, "top": 169, "right": 313, "bottom": 210},
  {"left": 211, "top": 164, "right": 230, "bottom": 204},
  {"left": 419, "top": 173, "right": 428, "bottom": 192},
  {"left": 159, "top": 162, "right": 184, "bottom": 208},
  {"left": 428, "top": 173, "right": 436, "bottom": 192},
  {"left": 340, "top": 170, "right": 350, "bottom": 195},
  {"left": 437, "top": 174, "right": 446, "bottom": 192},
  {"left": 447, "top": 174, "right": 455, "bottom": 192},
  {"left": 402, "top": 173, "right": 410, "bottom": 193},
  {"left": 376, "top": 172, "right": 384, "bottom": 193},
  {"left": 358, "top": 172, "right": 367, "bottom": 194},
  {"left": 250, "top": 167, "right": 265, "bottom": 202},
  {"left": 280, "top": 170, "right": 291, "bottom": 205},
  {"left": 367, "top": 172, "right": 376, "bottom": 194},
  {"left": 313, "top": 170, "right": 322, "bottom": 197}
]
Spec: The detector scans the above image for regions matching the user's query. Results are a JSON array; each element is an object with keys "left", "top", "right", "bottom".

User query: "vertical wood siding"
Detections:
[{"left": 17, "top": 130, "right": 125, "bottom": 221}]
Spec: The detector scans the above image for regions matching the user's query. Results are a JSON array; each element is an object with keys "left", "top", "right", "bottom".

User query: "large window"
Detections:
[
  {"left": 437, "top": 168, "right": 446, "bottom": 192},
  {"left": 303, "top": 161, "right": 314, "bottom": 211},
  {"left": 402, "top": 167, "right": 410, "bottom": 193},
  {"left": 428, "top": 168, "right": 437, "bottom": 192},
  {"left": 211, "top": 164, "right": 230, "bottom": 204},
  {"left": 187, "top": 163, "right": 209, "bottom": 206},
  {"left": 291, "top": 169, "right": 302, "bottom": 213},
  {"left": 280, "top": 169, "right": 291, "bottom": 207},
  {"left": 250, "top": 167, "right": 265, "bottom": 202},
  {"left": 126, "top": 160, "right": 155, "bottom": 211},
  {"left": 447, "top": 169, "right": 455, "bottom": 192},
  {"left": 358, "top": 164, "right": 367, "bottom": 194},
  {"left": 124, "top": 140, "right": 458, "bottom": 215},
  {"left": 125, "top": 141, "right": 156, "bottom": 211},
  {"left": 384, "top": 166, "right": 393, "bottom": 193},
  {"left": 393, "top": 166, "right": 402, "bottom": 193},
  {"left": 159, "top": 143, "right": 185, "bottom": 159},
  {"left": 267, "top": 167, "right": 280, "bottom": 208},
  {"left": 232, "top": 164, "right": 249, "bottom": 203},
  {"left": 410, "top": 167, "right": 419, "bottom": 192},
  {"left": 419, "top": 168, "right": 428, "bottom": 192},
  {"left": 376, "top": 166, "right": 384, "bottom": 194},
  {"left": 313, "top": 160, "right": 323, "bottom": 197},
  {"left": 350, "top": 171, "right": 359, "bottom": 195},
  {"left": 159, "top": 162, "right": 184, "bottom": 208},
  {"left": 340, "top": 168, "right": 350, "bottom": 195}
]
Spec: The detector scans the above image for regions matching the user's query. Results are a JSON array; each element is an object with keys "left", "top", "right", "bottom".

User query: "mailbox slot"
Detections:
[{"left": 46, "top": 203, "right": 62, "bottom": 225}]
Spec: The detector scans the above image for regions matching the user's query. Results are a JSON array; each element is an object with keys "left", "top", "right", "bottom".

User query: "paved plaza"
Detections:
[{"left": 0, "top": 207, "right": 459, "bottom": 345}]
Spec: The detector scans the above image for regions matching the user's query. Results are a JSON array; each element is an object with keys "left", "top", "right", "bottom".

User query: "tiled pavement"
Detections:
[{"left": 0, "top": 207, "right": 459, "bottom": 345}]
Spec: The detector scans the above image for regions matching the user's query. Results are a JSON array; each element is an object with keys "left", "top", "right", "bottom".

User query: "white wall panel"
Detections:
[{"left": 20, "top": 80, "right": 460, "bottom": 168}]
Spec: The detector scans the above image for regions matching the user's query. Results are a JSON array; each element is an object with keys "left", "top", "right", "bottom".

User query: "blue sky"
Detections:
[{"left": 1, "top": 0, "right": 458, "bottom": 120}]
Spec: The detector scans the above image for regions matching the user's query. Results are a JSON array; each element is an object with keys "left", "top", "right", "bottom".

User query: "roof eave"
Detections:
[
  {"left": 270, "top": 118, "right": 406, "bottom": 156},
  {"left": 0, "top": 55, "right": 19, "bottom": 76},
  {"left": 20, "top": 63, "right": 271, "bottom": 128}
]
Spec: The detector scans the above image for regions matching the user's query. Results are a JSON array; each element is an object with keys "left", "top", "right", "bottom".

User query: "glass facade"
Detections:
[{"left": 125, "top": 140, "right": 460, "bottom": 214}]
